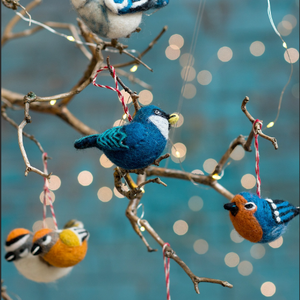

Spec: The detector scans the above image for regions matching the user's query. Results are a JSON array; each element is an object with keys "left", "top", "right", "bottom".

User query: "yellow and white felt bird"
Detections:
[
  {"left": 4, "top": 228, "right": 72, "bottom": 282},
  {"left": 31, "top": 226, "right": 89, "bottom": 268}
]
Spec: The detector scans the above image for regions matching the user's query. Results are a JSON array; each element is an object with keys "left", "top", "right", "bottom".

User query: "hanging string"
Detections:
[
  {"left": 265, "top": 0, "right": 293, "bottom": 129},
  {"left": 162, "top": 243, "right": 171, "bottom": 300},
  {"left": 253, "top": 120, "right": 262, "bottom": 198},
  {"left": 42, "top": 153, "right": 58, "bottom": 230},
  {"left": 93, "top": 66, "right": 133, "bottom": 122}
]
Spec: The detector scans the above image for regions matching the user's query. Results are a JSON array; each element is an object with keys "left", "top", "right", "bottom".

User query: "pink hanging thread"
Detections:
[
  {"left": 253, "top": 119, "right": 262, "bottom": 198},
  {"left": 42, "top": 153, "right": 58, "bottom": 230},
  {"left": 162, "top": 243, "right": 171, "bottom": 300},
  {"left": 93, "top": 66, "right": 133, "bottom": 122}
]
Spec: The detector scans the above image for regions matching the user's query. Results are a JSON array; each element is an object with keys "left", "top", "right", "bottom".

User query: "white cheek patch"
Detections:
[
  {"left": 148, "top": 115, "right": 169, "bottom": 140},
  {"left": 5, "top": 235, "right": 30, "bottom": 253}
]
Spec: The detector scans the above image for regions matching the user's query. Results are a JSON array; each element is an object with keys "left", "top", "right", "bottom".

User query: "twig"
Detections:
[
  {"left": 116, "top": 69, "right": 152, "bottom": 90},
  {"left": 17, "top": 93, "right": 51, "bottom": 178},
  {"left": 1, "top": 279, "right": 13, "bottom": 300}
]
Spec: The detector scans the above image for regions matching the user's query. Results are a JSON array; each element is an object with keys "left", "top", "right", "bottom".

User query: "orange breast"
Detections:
[{"left": 43, "top": 239, "right": 88, "bottom": 268}]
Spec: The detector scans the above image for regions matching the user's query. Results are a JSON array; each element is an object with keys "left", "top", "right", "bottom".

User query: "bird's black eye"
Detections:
[
  {"left": 42, "top": 236, "right": 47, "bottom": 241},
  {"left": 20, "top": 248, "right": 25, "bottom": 253},
  {"left": 244, "top": 202, "right": 256, "bottom": 211},
  {"left": 42, "top": 235, "right": 52, "bottom": 245},
  {"left": 154, "top": 109, "right": 162, "bottom": 116}
]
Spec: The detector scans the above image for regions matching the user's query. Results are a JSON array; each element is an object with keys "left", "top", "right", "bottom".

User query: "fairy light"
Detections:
[
  {"left": 66, "top": 36, "right": 75, "bottom": 42},
  {"left": 212, "top": 173, "right": 222, "bottom": 180},
  {"left": 283, "top": 42, "right": 287, "bottom": 49},
  {"left": 266, "top": 122, "right": 274, "bottom": 128},
  {"left": 122, "top": 113, "right": 127, "bottom": 120},
  {"left": 49, "top": 100, "right": 56, "bottom": 105},
  {"left": 140, "top": 226, "right": 145, "bottom": 231},
  {"left": 130, "top": 65, "right": 138, "bottom": 72}
]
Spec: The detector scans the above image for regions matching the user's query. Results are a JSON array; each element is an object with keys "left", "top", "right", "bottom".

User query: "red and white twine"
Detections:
[
  {"left": 92, "top": 66, "right": 133, "bottom": 122},
  {"left": 162, "top": 243, "right": 171, "bottom": 300},
  {"left": 253, "top": 119, "right": 262, "bottom": 198},
  {"left": 42, "top": 153, "right": 58, "bottom": 230}
]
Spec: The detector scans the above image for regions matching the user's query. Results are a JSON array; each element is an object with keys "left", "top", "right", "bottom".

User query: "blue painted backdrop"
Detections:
[{"left": 1, "top": 0, "right": 299, "bottom": 299}]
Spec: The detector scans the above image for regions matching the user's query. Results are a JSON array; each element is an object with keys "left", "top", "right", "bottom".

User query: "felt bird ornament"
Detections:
[
  {"left": 224, "top": 192, "right": 300, "bottom": 243},
  {"left": 31, "top": 226, "right": 89, "bottom": 268},
  {"left": 74, "top": 105, "right": 179, "bottom": 170},
  {"left": 71, "top": 0, "right": 169, "bottom": 39},
  {"left": 4, "top": 228, "right": 72, "bottom": 282}
]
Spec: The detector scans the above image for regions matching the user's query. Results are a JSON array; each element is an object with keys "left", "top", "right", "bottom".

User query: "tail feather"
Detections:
[{"left": 74, "top": 135, "right": 99, "bottom": 149}]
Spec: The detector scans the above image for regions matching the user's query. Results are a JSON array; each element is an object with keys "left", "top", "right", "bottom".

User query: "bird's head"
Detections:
[
  {"left": 31, "top": 228, "right": 57, "bottom": 256},
  {"left": 133, "top": 105, "right": 179, "bottom": 138},
  {"left": 224, "top": 193, "right": 263, "bottom": 243},
  {"left": 4, "top": 228, "right": 33, "bottom": 262}
]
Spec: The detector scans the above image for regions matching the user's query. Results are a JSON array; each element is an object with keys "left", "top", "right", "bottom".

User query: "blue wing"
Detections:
[
  {"left": 104, "top": 0, "right": 169, "bottom": 15},
  {"left": 272, "top": 200, "right": 300, "bottom": 224},
  {"left": 96, "top": 126, "right": 129, "bottom": 151}
]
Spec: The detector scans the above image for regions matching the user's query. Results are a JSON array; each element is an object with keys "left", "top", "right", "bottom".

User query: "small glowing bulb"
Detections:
[
  {"left": 130, "top": 65, "right": 138, "bottom": 72},
  {"left": 212, "top": 173, "right": 222, "bottom": 180},
  {"left": 140, "top": 226, "right": 145, "bottom": 232},
  {"left": 282, "top": 42, "right": 287, "bottom": 48},
  {"left": 122, "top": 114, "right": 127, "bottom": 120},
  {"left": 140, "top": 188, "right": 145, "bottom": 193},
  {"left": 176, "top": 151, "right": 180, "bottom": 157},
  {"left": 50, "top": 100, "right": 56, "bottom": 105},
  {"left": 267, "top": 122, "right": 274, "bottom": 128},
  {"left": 67, "top": 36, "right": 75, "bottom": 42}
]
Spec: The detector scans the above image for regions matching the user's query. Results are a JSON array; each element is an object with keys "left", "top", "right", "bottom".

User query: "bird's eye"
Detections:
[
  {"left": 154, "top": 109, "right": 161, "bottom": 116},
  {"left": 42, "top": 235, "right": 52, "bottom": 245},
  {"left": 244, "top": 202, "right": 257, "bottom": 211},
  {"left": 20, "top": 248, "right": 25, "bottom": 253}
]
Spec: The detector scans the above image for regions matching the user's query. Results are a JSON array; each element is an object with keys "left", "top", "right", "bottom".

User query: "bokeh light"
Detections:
[
  {"left": 197, "top": 70, "right": 212, "bottom": 85},
  {"left": 261, "top": 282, "right": 276, "bottom": 297},
  {"left": 188, "top": 196, "right": 203, "bottom": 211},
  {"left": 191, "top": 169, "right": 204, "bottom": 175},
  {"left": 230, "top": 145, "right": 245, "bottom": 160},
  {"left": 230, "top": 229, "right": 244, "bottom": 243},
  {"left": 268, "top": 236, "right": 283, "bottom": 248},
  {"left": 165, "top": 45, "right": 180, "bottom": 60},
  {"left": 181, "top": 66, "right": 196, "bottom": 81},
  {"left": 283, "top": 14, "right": 297, "bottom": 28},
  {"left": 48, "top": 175, "right": 61, "bottom": 190},
  {"left": 182, "top": 83, "right": 196, "bottom": 99},
  {"left": 120, "top": 89, "right": 132, "bottom": 103},
  {"left": 250, "top": 41, "right": 265, "bottom": 56},
  {"left": 241, "top": 174, "right": 256, "bottom": 189},
  {"left": 224, "top": 252, "right": 240, "bottom": 267},
  {"left": 238, "top": 261, "right": 253, "bottom": 276},
  {"left": 203, "top": 158, "right": 218, "bottom": 174},
  {"left": 171, "top": 143, "right": 187, "bottom": 158},
  {"left": 217, "top": 46, "right": 233, "bottom": 62},
  {"left": 277, "top": 21, "right": 293, "bottom": 36},
  {"left": 179, "top": 53, "right": 195, "bottom": 67},
  {"left": 193, "top": 239, "right": 209, "bottom": 254},
  {"left": 173, "top": 220, "right": 188, "bottom": 235},
  {"left": 138, "top": 90, "right": 153, "bottom": 105},
  {"left": 78, "top": 170, "right": 93, "bottom": 186},
  {"left": 284, "top": 48, "right": 299, "bottom": 63},
  {"left": 113, "top": 185, "right": 128, "bottom": 198},
  {"left": 169, "top": 34, "right": 184, "bottom": 49},
  {"left": 113, "top": 119, "right": 124, "bottom": 127},
  {"left": 97, "top": 187, "right": 113, "bottom": 202},
  {"left": 100, "top": 154, "right": 114, "bottom": 168},
  {"left": 39, "top": 190, "right": 55, "bottom": 205},
  {"left": 250, "top": 244, "right": 266, "bottom": 259}
]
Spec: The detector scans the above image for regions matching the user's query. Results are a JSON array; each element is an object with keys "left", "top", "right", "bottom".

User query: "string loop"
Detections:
[
  {"left": 162, "top": 242, "right": 171, "bottom": 300},
  {"left": 93, "top": 66, "right": 133, "bottom": 122},
  {"left": 253, "top": 120, "right": 262, "bottom": 198}
]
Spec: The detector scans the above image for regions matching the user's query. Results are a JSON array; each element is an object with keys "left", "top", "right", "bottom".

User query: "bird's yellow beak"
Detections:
[{"left": 168, "top": 113, "right": 179, "bottom": 126}]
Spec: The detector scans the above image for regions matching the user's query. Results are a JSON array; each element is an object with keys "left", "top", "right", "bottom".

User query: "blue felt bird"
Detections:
[
  {"left": 224, "top": 192, "right": 299, "bottom": 243},
  {"left": 71, "top": 0, "right": 169, "bottom": 39},
  {"left": 74, "top": 105, "right": 179, "bottom": 170}
]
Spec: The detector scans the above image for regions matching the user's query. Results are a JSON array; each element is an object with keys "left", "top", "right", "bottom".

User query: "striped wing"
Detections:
[
  {"left": 268, "top": 199, "right": 300, "bottom": 224},
  {"left": 97, "top": 126, "right": 129, "bottom": 151}
]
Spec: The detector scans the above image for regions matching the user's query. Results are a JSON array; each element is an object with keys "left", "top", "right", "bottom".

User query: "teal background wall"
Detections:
[{"left": 1, "top": 1, "right": 299, "bottom": 299}]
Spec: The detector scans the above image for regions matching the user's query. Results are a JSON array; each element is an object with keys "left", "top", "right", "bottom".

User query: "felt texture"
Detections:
[
  {"left": 4, "top": 228, "right": 72, "bottom": 282},
  {"left": 71, "top": 0, "right": 168, "bottom": 38},
  {"left": 74, "top": 105, "right": 173, "bottom": 170},
  {"left": 224, "top": 192, "right": 300, "bottom": 243},
  {"left": 32, "top": 228, "right": 89, "bottom": 268}
]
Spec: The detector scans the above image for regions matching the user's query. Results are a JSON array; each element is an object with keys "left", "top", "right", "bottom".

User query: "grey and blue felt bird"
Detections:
[
  {"left": 74, "top": 105, "right": 179, "bottom": 170},
  {"left": 71, "top": 0, "right": 169, "bottom": 39},
  {"left": 224, "top": 192, "right": 299, "bottom": 243}
]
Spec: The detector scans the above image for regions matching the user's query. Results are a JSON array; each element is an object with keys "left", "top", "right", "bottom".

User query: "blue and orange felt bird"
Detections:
[
  {"left": 224, "top": 192, "right": 299, "bottom": 243},
  {"left": 31, "top": 226, "right": 89, "bottom": 268},
  {"left": 71, "top": 0, "right": 169, "bottom": 39},
  {"left": 74, "top": 105, "right": 179, "bottom": 170}
]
